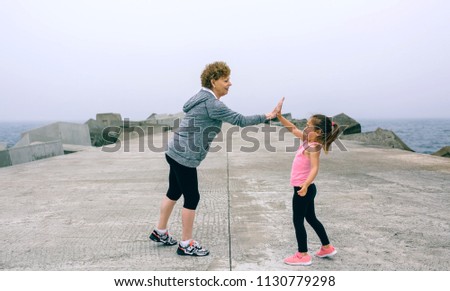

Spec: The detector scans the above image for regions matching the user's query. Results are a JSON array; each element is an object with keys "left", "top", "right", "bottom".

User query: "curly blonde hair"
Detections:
[{"left": 201, "top": 61, "right": 231, "bottom": 89}]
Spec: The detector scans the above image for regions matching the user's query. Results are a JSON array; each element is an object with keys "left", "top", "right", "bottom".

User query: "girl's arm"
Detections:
[
  {"left": 276, "top": 113, "right": 303, "bottom": 139},
  {"left": 298, "top": 150, "right": 320, "bottom": 196}
]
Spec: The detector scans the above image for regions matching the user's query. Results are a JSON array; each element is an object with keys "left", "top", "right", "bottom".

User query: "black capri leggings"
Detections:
[
  {"left": 165, "top": 154, "right": 200, "bottom": 210},
  {"left": 293, "top": 184, "right": 330, "bottom": 253}
]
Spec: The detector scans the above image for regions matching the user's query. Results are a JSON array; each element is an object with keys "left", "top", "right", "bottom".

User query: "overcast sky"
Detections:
[{"left": 1, "top": 0, "right": 449, "bottom": 122}]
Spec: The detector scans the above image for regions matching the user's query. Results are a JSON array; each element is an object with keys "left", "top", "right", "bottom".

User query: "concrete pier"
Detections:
[{"left": 0, "top": 124, "right": 449, "bottom": 271}]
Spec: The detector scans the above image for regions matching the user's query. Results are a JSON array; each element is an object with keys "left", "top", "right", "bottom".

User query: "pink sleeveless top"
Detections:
[{"left": 290, "top": 142, "right": 320, "bottom": 186}]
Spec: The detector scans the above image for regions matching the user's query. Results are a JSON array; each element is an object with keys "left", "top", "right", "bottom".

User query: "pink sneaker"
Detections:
[
  {"left": 315, "top": 245, "right": 337, "bottom": 258},
  {"left": 283, "top": 252, "right": 312, "bottom": 266}
]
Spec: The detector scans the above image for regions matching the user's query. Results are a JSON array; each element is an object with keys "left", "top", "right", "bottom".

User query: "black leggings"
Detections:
[
  {"left": 292, "top": 184, "right": 330, "bottom": 253},
  {"left": 165, "top": 154, "right": 200, "bottom": 210}
]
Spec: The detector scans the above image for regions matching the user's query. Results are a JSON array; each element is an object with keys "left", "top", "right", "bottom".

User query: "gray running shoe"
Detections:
[
  {"left": 149, "top": 229, "right": 177, "bottom": 246},
  {"left": 176, "top": 240, "right": 210, "bottom": 256}
]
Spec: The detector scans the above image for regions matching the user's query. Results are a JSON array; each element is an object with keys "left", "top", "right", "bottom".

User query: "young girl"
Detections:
[{"left": 277, "top": 112, "right": 341, "bottom": 266}]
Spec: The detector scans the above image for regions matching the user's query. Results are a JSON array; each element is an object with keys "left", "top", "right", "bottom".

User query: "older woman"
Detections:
[{"left": 150, "top": 61, "right": 283, "bottom": 256}]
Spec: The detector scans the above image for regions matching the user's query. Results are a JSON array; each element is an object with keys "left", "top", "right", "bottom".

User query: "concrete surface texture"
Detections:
[{"left": 0, "top": 124, "right": 449, "bottom": 271}]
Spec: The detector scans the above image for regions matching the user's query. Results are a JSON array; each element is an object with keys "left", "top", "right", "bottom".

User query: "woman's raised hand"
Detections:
[
  {"left": 274, "top": 97, "right": 285, "bottom": 115},
  {"left": 266, "top": 97, "right": 285, "bottom": 120}
]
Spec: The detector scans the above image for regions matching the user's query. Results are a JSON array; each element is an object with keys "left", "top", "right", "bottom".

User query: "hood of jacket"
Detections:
[{"left": 183, "top": 90, "right": 215, "bottom": 113}]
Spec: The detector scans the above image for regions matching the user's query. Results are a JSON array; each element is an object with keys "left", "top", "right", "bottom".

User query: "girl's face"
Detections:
[
  {"left": 211, "top": 76, "right": 232, "bottom": 98},
  {"left": 304, "top": 119, "right": 322, "bottom": 141}
]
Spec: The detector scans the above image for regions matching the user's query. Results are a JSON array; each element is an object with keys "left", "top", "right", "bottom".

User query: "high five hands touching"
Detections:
[{"left": 266, "top": 97, "right": 285, "bottom": 120}]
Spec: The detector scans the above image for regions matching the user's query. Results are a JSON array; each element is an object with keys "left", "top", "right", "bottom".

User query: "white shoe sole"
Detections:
[
  {"left": 284, "top": 260, "right": 312, "bottom": 266},
  {"left": 316, "top": 249, "right": 337, "bottom": 258}
]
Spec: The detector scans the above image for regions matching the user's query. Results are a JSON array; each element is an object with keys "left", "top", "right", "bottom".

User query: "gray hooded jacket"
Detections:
[{"left": 166, "top": 89, "right": 266, "bottom": 168}]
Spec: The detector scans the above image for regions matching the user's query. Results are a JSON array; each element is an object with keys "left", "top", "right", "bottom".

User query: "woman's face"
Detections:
[{"left": 211, "top": 76, "right": 232, "bottom": 98}]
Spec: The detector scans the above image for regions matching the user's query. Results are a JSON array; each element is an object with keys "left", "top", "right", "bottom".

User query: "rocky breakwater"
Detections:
[{"left": 432, "top": 146, "right": 450, "bottom": 158}]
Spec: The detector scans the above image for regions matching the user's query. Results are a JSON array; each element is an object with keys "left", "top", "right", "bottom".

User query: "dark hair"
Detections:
[
  {"left": 310, "top": 114, "right": 341, "bottom": 153},
  {"left": 200, "top": 61, "right": 231, "bottom": 89}
]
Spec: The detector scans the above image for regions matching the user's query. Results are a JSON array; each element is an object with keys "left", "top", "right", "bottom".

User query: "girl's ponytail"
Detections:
[{"left": 323, "top": 122, "right": 341, "bottom": 153}]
